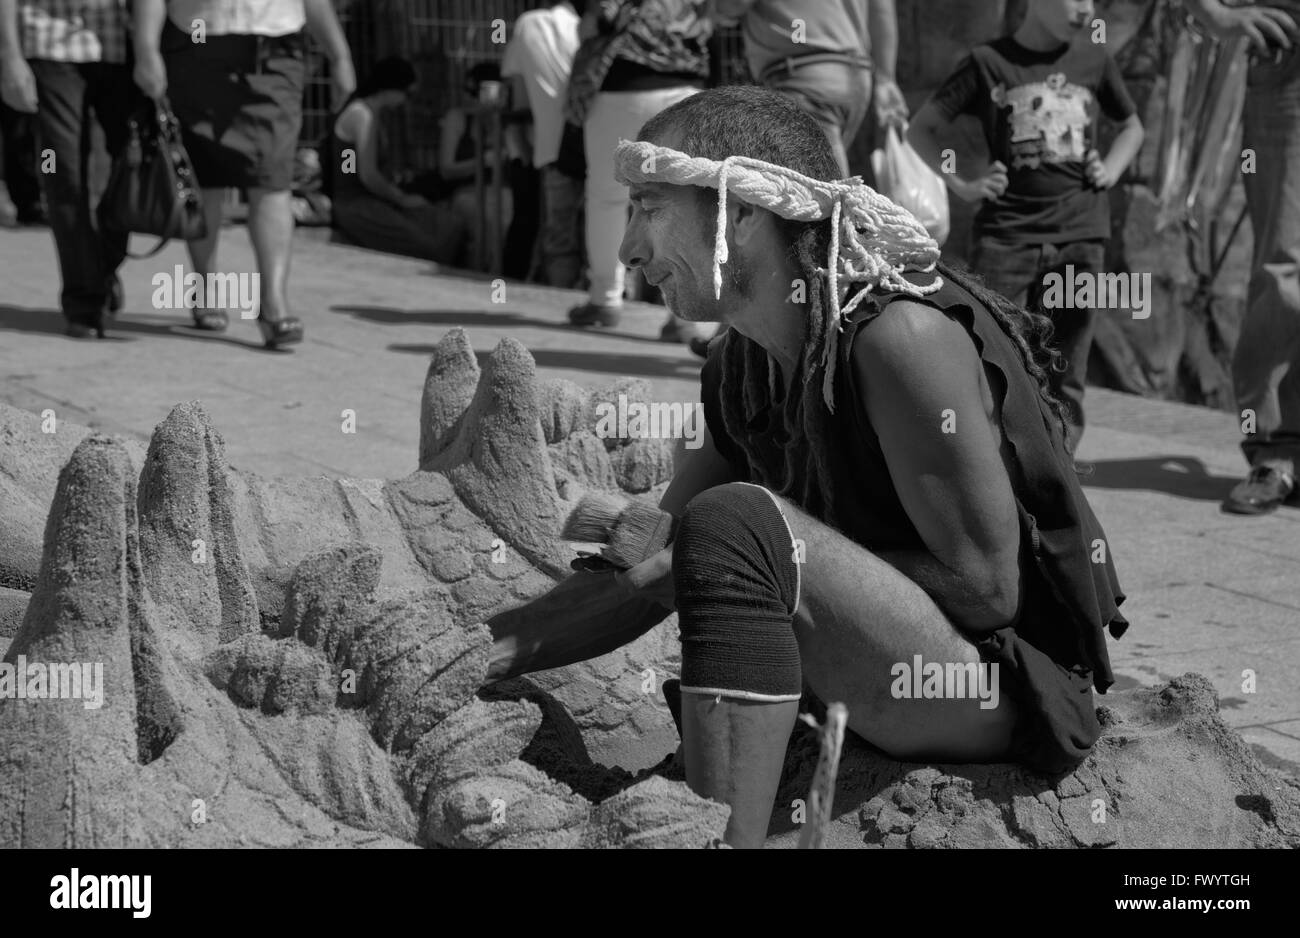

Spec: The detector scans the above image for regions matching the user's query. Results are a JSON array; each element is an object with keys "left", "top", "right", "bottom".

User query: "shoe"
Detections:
[
  {"left": 256, "top": 313, "right": 304, "bottom": 349},
  {"left": 190, "top": 307, "right": 229, "bottom": 332},
  {"left": 567, "top": 302, "right": 620, "bottom": 328},
  {"left": 1222, "top": 464, "right": 1298, "bottom": 515},
  {"left": 64, "top": 318, "right": 103, "bottom": 339},
  {"left": 688, "top": 336, "right": 711, "bottom": 359}
]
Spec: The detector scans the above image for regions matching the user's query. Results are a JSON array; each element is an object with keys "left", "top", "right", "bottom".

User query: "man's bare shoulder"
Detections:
[{"left": 853, "top": 297, "right": 980, "bottom": 385}]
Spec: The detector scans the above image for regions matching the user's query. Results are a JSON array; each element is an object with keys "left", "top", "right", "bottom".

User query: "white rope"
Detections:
[{"left": 615, "top": 140, "right": 943, "bottom": 412}]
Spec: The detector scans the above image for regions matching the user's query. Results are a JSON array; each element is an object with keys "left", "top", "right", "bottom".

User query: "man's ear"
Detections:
[{"left": 728, "top": 199, "right": 766, "bottom": 248}]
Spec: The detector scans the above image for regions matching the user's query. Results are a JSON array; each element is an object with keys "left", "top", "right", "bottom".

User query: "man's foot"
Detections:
[
  {"left": 568, "top": 302, "right": 621, "bottom": 328},
  {"left": 1222, "top": 464, "right": 1298, "bottom": 515}
]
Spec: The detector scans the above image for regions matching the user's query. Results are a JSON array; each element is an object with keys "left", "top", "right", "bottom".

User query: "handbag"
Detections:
[{"left": 98, "top": 96, "right": 208, "bottom": 258}]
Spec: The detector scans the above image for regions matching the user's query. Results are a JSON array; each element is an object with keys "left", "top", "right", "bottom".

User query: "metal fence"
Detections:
[{"left": 302, "top": 0, "right": 747, "bottom": 174}]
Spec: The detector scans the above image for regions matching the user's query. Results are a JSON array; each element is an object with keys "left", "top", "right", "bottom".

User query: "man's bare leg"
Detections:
[
  {"left": 681, "top": 695, "right": 798, "bottom": 848},
  {"left": 673, "top": 483, "right": 1019, "bottom": 847}
]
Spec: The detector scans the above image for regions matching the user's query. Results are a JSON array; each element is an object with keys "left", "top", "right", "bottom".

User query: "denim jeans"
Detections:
[
  {"left": 1236, "top": 42, "right": 1300, "bottom": 475},
  {"left": 970, "top": 236, "right": 1106, "bottom": 448},
  {"left": 28, "top": 60, "right": 133, "bottom": 325}
]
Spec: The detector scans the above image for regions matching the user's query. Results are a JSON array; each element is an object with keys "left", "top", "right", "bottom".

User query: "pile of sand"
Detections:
[{"left": 0, "top": 332, "right": 1295, "bottom": 848}]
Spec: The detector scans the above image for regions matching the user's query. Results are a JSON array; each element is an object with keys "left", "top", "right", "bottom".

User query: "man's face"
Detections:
[
  {"left": 619, "top": 136, "right": 753, "bottom": 323},
  {"left": 620, "top": 180, "right": 729, "bottom": 322}
]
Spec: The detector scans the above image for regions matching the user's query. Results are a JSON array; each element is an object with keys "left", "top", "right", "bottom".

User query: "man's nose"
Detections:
[{"left": 619, "top": 212, "right": 648, "bottom": 270}]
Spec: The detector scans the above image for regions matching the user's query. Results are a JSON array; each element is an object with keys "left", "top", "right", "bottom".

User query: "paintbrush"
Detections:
[{"left": 561, "top": 491, "right": 677, "bottom": 570}]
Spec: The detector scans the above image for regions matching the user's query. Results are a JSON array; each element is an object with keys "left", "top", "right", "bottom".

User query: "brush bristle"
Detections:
[
  {"left": 604, "top": 501, "right": 676, "bottom": 569},
  {"left": 561, "top": 491, "right": 628, "bottom": 544}
]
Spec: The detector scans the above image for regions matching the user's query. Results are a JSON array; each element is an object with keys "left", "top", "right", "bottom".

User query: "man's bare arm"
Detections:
[
  {"left": 485, "top": 423, "right": 737, "bottom": 681},
  {"left": 854, "top": 300, "right": 1025, "bottom": 632}
]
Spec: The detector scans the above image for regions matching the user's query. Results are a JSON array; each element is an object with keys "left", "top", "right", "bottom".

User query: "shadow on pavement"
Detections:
[
  {"left": 383, "top": 344, "right": 702, "bottom": 380},
  {"left": 0, "top": 305, "right": 285, "bottom": 352},
  {"left": 1077, "top": 456, "right": 1239, "bottom": 502},
  {"left": 331, "top": 305, "right": 674, "bottom": 347}
]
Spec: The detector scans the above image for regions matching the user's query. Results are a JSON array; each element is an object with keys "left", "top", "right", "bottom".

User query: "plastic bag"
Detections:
[{"left": 871, "top": 126, "right": 950, "bottom": 246}]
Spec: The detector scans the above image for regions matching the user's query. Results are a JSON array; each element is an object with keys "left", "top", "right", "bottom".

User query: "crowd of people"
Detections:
[{"left": 2, "top": 0, "right": 1299, "bottom": 847}]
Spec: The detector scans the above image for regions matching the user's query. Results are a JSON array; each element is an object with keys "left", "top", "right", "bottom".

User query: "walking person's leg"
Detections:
[
  {"left": 1224, "top": 56, "right": 1300, "bottom": 513},
  {"left": 1031, "top": 240, "right": 1105, "bottom": 448},
  {"left": 28, "top": 60, "right": 109, "bottom": 334},
  {"left": 84, "top": 62, "right": 133, "bottom": 315},
  {"left": 572, "top": 86, "right": 699, "bottom": 328},
  {"left": 766, "top": 68, "right": 853, "bottom": 177},
  {"left": 540, "top": 164, "right": 582, "bottom": 288}
]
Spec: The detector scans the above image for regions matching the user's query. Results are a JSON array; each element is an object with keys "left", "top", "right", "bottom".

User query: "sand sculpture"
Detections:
[{"left": 1, "top": 330, "right": 1296, "bottom": 848}]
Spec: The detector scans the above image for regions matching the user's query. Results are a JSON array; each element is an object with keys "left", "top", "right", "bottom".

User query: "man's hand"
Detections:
[
  {"left": 132, "top": 48, "right": 167, "bottom": 99},
  {"left": 953, "top": 160, "right": 1008, "bottom": 203},
  {"left": 615, "top": 545, "right": 675, "bottom": 611},
  {"left": 0, "top": 54, "right": 36, "bottom": 112},
  {"left": 1193, "top": 0, "right": 1298, "bottom": 54},
  {"left": 874, "top": 76, "right": 909, "bottom": 135}
]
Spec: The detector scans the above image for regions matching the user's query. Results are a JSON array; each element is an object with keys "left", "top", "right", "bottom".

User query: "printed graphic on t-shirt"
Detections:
[{"left": 990, "top": 73, "right": 1093, "bottom": 170}]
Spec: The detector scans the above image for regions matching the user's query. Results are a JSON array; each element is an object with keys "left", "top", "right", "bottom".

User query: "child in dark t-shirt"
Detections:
[{"left": 909, "top": 0, "right": 1145, "bottom": 447}]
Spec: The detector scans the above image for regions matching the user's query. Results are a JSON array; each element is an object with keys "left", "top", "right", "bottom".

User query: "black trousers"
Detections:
[
  {"left": 0, "top": 99, "right": 40, "bottom": 212},
  {"left": 29, "top": 60, "right": 133, "bottom": 324}
]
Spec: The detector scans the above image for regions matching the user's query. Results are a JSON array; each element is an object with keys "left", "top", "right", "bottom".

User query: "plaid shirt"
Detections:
[{"left": 18, "top": 0, "right": 129, "bottom": 63}]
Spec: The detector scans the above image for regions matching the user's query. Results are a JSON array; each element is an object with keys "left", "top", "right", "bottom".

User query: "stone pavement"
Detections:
[{"left": 1, "top": 223, "right": 1297, "bottom": 775}]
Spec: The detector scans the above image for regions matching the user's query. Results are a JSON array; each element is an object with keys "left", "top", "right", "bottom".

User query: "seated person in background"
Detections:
[
  {"left": 328, "top": 57, "right": 466, "bottom": 264},
  {"left": 439, "top": 63, "right": 515, "bottom": 269}
]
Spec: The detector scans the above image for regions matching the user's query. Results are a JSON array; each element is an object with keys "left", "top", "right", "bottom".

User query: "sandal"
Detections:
[{"left": 256, "top": 314, "right": 304, "bottom": 349}]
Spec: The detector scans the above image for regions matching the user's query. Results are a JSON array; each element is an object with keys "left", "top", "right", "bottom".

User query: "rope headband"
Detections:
[{"left": 614, "top": 139, "right": 943, "bottom": 411}]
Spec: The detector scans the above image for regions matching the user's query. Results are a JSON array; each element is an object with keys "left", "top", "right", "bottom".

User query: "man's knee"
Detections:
[{"left": 673, "top": 484, "right": 803, "bottom": 700}]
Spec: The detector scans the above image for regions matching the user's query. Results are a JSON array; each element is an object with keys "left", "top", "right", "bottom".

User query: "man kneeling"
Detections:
[{"left": 487, "top": 85, "right": 1128, "bottom": 848}]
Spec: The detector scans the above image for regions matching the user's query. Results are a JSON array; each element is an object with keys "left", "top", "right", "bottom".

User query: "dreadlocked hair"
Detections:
[{"left": 639, "top": 86, "right": 1072, "bottom": 528}]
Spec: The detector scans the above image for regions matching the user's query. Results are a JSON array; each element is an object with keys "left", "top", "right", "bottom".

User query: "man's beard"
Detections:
[{"left": 664, "top": 250, "right": 752, "bottom": 323}]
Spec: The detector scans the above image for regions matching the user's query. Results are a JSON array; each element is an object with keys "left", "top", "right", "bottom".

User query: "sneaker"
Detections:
[
  {"left": 567, "top": 302, "right": 621, "bottom": 328},
  {"left": 1222, "top": 464, "right": 1298, "bottom": 516}
]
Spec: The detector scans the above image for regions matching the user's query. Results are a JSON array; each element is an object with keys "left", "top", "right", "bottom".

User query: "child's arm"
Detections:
[
  {"left": 1085, "top": 113, "right": 1144, "bottom": 190},
  {"left": 908, "top": 101, "right": 1008, "bottom": 204}
]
